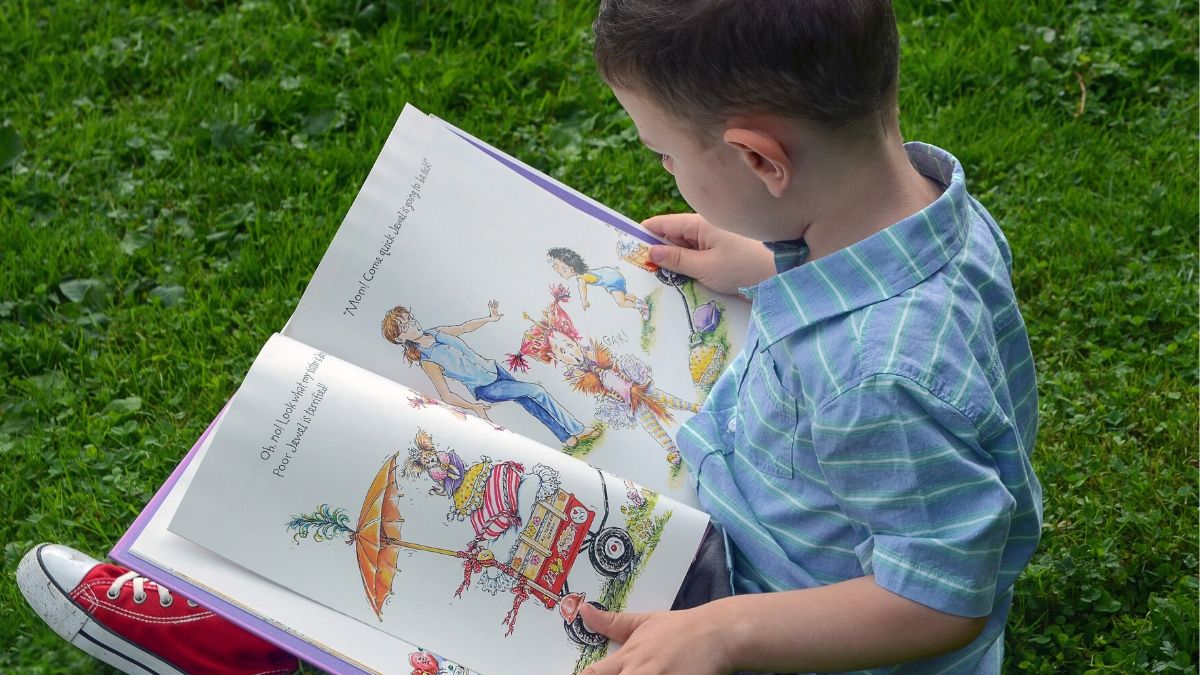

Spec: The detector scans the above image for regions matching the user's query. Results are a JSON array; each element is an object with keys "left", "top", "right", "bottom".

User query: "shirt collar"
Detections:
[
  {"left": 745, "top": 142, "right": 970, "bottom": 348},
  {"left": 763, "top": 238, "right": 810, "bottom": 273}
]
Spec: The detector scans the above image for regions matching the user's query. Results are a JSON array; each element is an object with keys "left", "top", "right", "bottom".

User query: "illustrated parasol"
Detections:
[
  {"left": 287, "top": 452, "right": 475, "bottom": 621},
  {"left": 347, "top": 453, "right": 480, "bottom": 619},
  {"left": 352, "top": 452, "right": 406, "bottom": 619}
]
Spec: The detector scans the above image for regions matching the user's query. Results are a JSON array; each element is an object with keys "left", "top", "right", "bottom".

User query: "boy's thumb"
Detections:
[
  {"left": 578, "top": 603, "right": 649, "bottom": 642},
  {"left": 649, "top": 243, "right": 699, "bottom": 277}
]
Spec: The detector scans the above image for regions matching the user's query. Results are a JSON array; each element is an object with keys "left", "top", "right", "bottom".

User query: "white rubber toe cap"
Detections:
[
  {"left": 30, "top": 543, "right": 98, "bottom": 592},
  {"left": 16, "top": 543, "right": 97, "bottom": 640}
]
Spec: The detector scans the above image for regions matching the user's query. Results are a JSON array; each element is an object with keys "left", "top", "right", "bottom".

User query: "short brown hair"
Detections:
[{"left": 593, "top": 0, "right": 900, "bottom": 131}]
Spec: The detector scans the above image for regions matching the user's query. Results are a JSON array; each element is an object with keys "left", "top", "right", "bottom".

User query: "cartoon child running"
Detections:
[
  {"left": 508, "top": 286, "right": 698, "bottom": 467},
  {"left": 547, "top": 247, "right": 650, "bottom": 321},
  {"left": 380, "top": 301, "right": 600, "bottom": 450}
]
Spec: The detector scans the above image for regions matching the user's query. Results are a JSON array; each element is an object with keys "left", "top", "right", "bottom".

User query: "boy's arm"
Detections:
[
  {"left": 582, "top": 373, "right": 1027, "bottom": 674},
  {"left": 643, "top": 213, "right": 777, "bottom": 295},
  {"left": 580, "top": 577, "right": 986, "bottom": 675}
]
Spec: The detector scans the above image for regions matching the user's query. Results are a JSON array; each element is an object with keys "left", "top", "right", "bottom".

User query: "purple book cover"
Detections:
[{"left": 112, "top": 411, "right": 371, "bottom": 674}]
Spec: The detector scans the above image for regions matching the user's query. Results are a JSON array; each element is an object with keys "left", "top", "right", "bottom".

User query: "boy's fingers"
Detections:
[
  {"left": 643, "top": 213, "right": 701, "bottom": 248},
  {"left": 649, "top": 243, "right": 705, "bottom": 277},
  {"left": 579, "top": 603, "right": 650, "bottom": 642},
  {"left": 641, "top": 213, "right": 676, "bottom": 235},
  {"left": 580, "top": 657, "right": 621, "bottom": 675},
  {"left": 580, "top": 658, "right": 623, "bottom": 675}
]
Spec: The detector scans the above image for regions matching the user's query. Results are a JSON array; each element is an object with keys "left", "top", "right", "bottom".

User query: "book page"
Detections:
[
  {"left": 126, "top": 417, "right": 477, "bottom": 675},
  {"left": 169, "top": 334, "right": 709, "bottom": 675},
  {"left": 282, "top": 105, "right": 747, "bottom": 505}
]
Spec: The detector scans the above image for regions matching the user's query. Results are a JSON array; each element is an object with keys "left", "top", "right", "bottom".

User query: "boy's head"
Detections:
[
  {"left": 594, "top": 1, "right": 904, "bottom": 241},
  {"left": 593, "top": 0, "right": 899, "bottom": 136}
]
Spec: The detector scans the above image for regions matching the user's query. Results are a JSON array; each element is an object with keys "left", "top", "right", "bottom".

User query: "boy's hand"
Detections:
[
  {"left": 578, "top": 604, "right": 730, "bottom": 675},
  {"left": 643, "top": 213, "right": 776, "bottom": 296}
]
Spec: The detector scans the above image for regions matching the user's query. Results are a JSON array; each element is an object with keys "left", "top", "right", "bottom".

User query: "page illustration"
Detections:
[
  {"left": 169, "top": 335, "right": 707, "bottom": 675},
  {"left": 507, "top": 285, "right": 702, "bottom": 470},
  {"left": 281, "top": 105, "right": 748, "bottom": 505},
  {"left": 284, "top": 428, "right": 663, "bottom": 653},
  {"left": 379, "top": 300, "right": 602, "bottom": 451}
]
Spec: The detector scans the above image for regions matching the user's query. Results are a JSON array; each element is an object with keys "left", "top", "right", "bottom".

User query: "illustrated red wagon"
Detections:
[
  {"left": 347, "top": 460, "right": 635, "bottom": 646},
  {"left": 453, "top": 467, "right": 635, "bottom": 645}
]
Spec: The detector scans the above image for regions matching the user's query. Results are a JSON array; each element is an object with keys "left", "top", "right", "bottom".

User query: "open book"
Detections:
[{"left": 113, "top": 105, "right": 748, "bottom": 674}]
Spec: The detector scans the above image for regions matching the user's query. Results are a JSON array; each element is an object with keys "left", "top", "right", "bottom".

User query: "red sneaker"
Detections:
[{"left": 17, "top": 543, "right": 298, "bottom": 675}]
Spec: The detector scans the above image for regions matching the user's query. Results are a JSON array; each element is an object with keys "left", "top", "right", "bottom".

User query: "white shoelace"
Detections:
[{"left": 106, "top": 571, "right": 197, "bottom": 608}]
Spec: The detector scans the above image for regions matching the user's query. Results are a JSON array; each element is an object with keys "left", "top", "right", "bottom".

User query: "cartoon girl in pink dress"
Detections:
[{"left": 507, "top": 286, "right": 699, "bottom": 467}]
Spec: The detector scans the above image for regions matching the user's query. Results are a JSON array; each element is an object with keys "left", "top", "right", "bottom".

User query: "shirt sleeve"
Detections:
[{"left": 810, "top": 373, "right": 1015, "bottom": 617}]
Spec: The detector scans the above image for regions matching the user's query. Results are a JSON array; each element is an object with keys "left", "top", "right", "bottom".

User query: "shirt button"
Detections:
[{"left": 727, "top": 417, "right": 738, "bottom": 433}]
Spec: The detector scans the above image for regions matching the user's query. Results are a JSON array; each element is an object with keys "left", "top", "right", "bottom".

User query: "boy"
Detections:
[
  {"left": 18, "top": 1, "right": 1041, "bottom": 673},
  {"left": 576, "top": 1, "right": 1042, "bottom": 673}
]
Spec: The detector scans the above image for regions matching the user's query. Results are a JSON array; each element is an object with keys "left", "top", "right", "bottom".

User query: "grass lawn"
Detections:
[{"left": 1, "top": 0, "right": 1195, "bottom": 672}]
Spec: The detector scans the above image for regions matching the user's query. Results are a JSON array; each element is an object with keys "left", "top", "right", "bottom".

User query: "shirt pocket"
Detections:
[{"left": 735, "top": 354, "right": 797, "bottom": 478}]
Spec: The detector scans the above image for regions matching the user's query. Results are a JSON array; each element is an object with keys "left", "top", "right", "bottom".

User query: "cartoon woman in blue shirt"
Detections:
[
  {"left": 548, "top": 247, "right": 649, "bottom": 321},
  {"left": 380, "top": 301, "right": 600, "bottom": 449}
]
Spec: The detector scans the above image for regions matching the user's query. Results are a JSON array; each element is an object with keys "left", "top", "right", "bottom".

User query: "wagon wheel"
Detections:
[
  {"left": 588, "top": 527, "right": 634, "bottom": 577},
  {"left": 564, "top": 601, "right": 609, "bottom": 647}
]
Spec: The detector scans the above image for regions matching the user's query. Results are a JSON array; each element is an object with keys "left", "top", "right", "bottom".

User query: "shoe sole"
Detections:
[{"left": 17, "top": 544, "right": 186, "bottom": 675}]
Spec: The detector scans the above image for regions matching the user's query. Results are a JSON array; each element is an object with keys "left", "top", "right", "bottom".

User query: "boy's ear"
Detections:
[{"left": 723, "top": 128, "right": 792, "bottom": 198}]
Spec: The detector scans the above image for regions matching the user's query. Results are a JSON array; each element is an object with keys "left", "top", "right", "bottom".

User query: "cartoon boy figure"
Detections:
[{"left": 547, "top": 247, "right": 650, "bottom": 321}]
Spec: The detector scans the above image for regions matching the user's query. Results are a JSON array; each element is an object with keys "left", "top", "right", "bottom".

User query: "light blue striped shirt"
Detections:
[{"left": 678, "top": 143, "right": 1043, "bottom": 674}]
